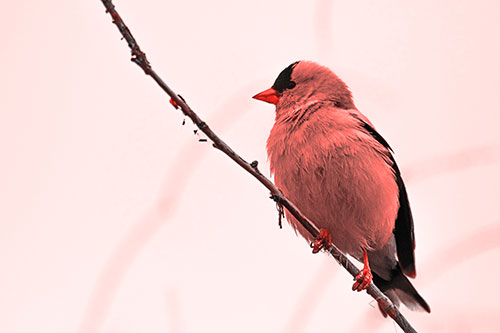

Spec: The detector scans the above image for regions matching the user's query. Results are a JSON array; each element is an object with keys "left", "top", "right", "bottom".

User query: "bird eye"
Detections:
[{"left": 288, "top": 81, "right": 296, "bottom": 89}]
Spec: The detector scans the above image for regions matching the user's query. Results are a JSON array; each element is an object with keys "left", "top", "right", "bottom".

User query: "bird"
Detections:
[{"left": 252, "top": 61, "right": 430, "bottom": 313}]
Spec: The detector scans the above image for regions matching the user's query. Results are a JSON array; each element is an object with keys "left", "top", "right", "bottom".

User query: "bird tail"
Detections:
[{"left": 372, "top": 266, "right": 430, "bottom": 313}]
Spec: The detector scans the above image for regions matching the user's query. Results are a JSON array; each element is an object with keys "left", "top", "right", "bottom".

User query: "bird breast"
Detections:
[{"left": 266, "top": 105, "right": 399, "bottom": 257}]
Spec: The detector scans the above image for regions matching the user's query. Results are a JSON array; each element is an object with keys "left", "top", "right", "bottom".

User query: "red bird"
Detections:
[{"left": 253, "top": 61, "right": 430, "bottom": 313}]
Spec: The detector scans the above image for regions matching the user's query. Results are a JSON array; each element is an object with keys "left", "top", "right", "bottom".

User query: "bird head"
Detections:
[{"left": 253, "top": 61, "right": 355, "bottom": 111}]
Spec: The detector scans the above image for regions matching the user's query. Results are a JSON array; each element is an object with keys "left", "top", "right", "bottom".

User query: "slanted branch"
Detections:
[{"left": 99, "top": 1, "right": 418, "bottom": 332}]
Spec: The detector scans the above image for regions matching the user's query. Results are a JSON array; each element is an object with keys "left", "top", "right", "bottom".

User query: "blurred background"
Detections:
[{"left": 1, "top": 0, "right": 500, "bottom": 332}]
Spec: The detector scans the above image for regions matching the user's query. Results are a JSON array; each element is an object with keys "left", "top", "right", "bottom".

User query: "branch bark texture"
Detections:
[{"left": 99, "top": 1, "right": 418, "bottom": 332}]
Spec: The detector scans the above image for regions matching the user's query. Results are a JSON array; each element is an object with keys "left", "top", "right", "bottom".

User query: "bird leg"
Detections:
[
  {"left": 352, "top": 249, "right": 372, "bottom": 292},
  {"left": 311, "top": 228, "right": 332, "bottom": 253}
]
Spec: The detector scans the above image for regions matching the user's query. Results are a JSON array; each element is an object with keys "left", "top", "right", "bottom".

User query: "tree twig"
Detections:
[{"left": 99, "top": 1, "right": 419, "bottom": 332}]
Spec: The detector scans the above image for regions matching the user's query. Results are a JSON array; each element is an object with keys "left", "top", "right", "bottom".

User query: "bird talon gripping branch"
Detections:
[
  {"left": 311, "top": 228, "right": 332, "bottom": 253},
  {"left": 352, "top": 250, "right": 372, "bottom": 292}
]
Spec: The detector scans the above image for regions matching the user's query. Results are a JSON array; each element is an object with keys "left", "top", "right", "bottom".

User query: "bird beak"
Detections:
[{"left": 252, "top": 88, "right": 279, "bottom": 105}]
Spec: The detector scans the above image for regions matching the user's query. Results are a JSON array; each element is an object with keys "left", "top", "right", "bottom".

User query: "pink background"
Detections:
[{"left": 2, "top": 0, "right": 500, "bottom": 332}]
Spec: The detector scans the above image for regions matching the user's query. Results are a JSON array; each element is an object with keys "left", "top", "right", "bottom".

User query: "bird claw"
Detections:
[
  {"left": 352, "top": 249, "right": 372, "bottom": 291},
  {"left": 311, "top": 228, "right": 332, "bottom": 253},
  {"left": 352, "top": 266, "right": 372, "bottom": 291}
]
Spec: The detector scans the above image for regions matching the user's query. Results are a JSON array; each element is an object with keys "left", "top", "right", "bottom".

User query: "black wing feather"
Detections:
[{"left": 359, "top": 121, "right": 416, "bottom": 277}]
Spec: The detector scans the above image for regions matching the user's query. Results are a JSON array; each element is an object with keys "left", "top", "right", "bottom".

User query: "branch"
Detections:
[{"left": 99, "top": 1, "right": 418, "bottom": 332}]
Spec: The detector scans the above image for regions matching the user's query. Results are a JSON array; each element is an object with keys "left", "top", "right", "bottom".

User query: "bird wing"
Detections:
[{"left": 351, "top": 113, "right": 417, "bottom": 278}]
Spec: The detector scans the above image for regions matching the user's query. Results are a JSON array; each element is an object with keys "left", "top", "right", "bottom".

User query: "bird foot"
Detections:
[
  {"left": 352, "top": 266, "right": 372, "bottom": 291},
  {"left": 352, "top": 250, "right": 372, "bottom": 291},
  {"left": 311, "top": 228, "right": 332, "bottom": 253}
]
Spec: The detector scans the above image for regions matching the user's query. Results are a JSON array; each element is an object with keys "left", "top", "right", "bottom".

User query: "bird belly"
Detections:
[{"left": 270, "top": 134, "right": 399, "bottom": 258}]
